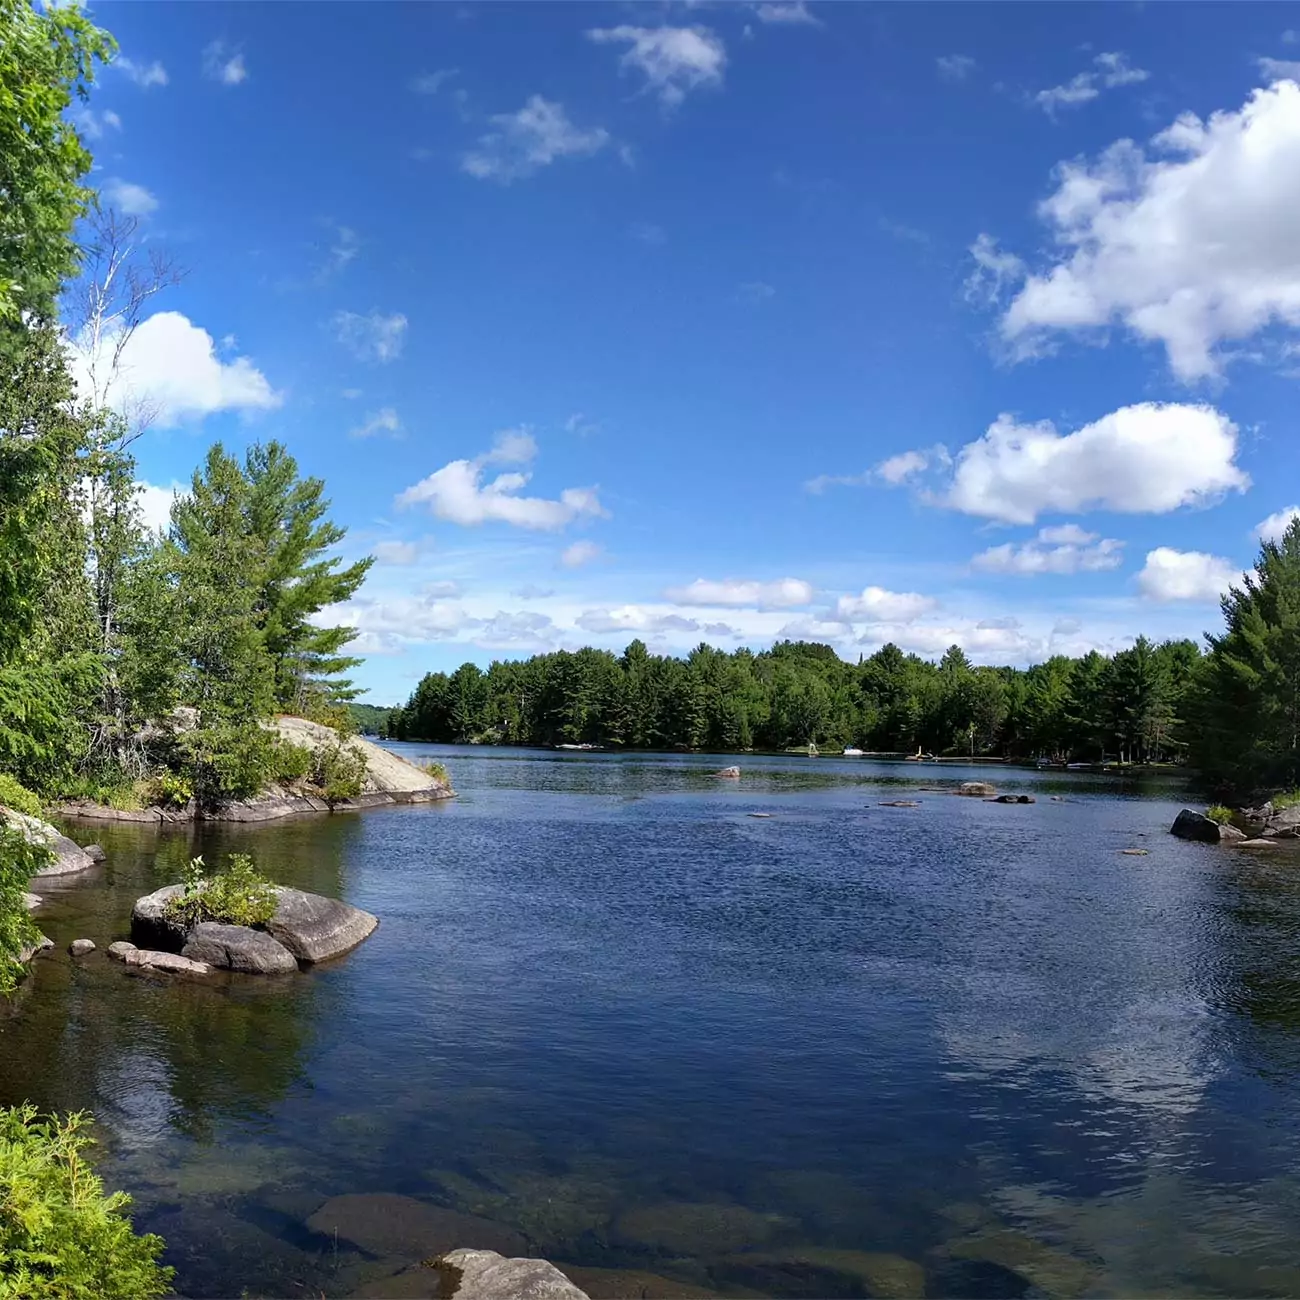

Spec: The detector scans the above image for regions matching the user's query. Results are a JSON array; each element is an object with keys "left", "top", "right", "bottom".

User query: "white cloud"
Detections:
[
  {"left": 1035, "top": 51, "right": 1147, "bottom": 116},
  {"left": 350, "top": 408, "right": 403, "bottom": 439},
  {"left": 71, "top": 107, "right": 121, "bottom": 140},
  {"left": 373, "top": 540, "right": 420, "bottom": 565},
  {"left": 586, "top": 25, "right": 726, "bottom": 107},
  {"left": 135, "top": 480, "right": 183, "bottom": 534},
  {"left": 564, "top": 412, "right": 600, "bottom": 436},
  {"left": 68, "top": 310, "right": 281, "bottom": 428},
  {"left": 965, "top": 233, "right": 1025, "bottom": 307},
  {"left": 972, "top": 526, "right": 1125, "bottom": 575},
  {"left": 317, "top": 224, "right": 359, "bottom": 282},
  {"left": 835, "top": 586, "right": 937, "bottom": 623},
  {"left": 202, "top": 40, "right": 247, "bottom": 85},
  {"left": 513, "top": 584, "right": 555, "bottom": 600},
  {"left": 1137, "top": 548, "right": 1240, "bottom": 602},
  {"left": 1256, "top": 505, "right": 1300, "bottom": 543},
  {"left": 737, "top": 280, "right": 775, "bottom": 304},
  {"left": 937, "top": 54, "right": 976, "bottom": 82},
  {"left": 396, "top": 439, "right": 606, "bottom": 531},
  {"left": 805, "top": 446, "right": 947, "bottom": 494},
  {"left": 995, "top": 80, "right": 1300, "bottom": 379},
  {"left": 905, "top": 403, "right": 1250, "bottom": 525},
  {"left": 476, "top": 611, "right": 558, "bottom": 646},
  {"left": 116, "top": 56, "right": 168, "bottom": 88},
  {"left": 411, "top": 68, "right": 458, "bottom": 94},
  {"left": 101, "top": 179, "right": 158, "bottom": 217},
  {"left": 1259, "top": 57, "right": 1300, "bottom": 80},
  {"left": 483, "top": 427, "right": 538, "bottom": 464},
  {"left": 754, "top": 2, "right": 821, "bottom": 26},
  {"left": 663, "top": 577, "right": 813, "bottom": 608},
  {"left": 560, "top": 540, "right": 602, "bottom": 568},
  {"left": 332, "top": 310, "right": 408, "bottom": 363},
  {"left": 462, "top": 96, "right": 609, "bottom": 183},
  {"left": 577, "top": 606, "right": 699, "bottom": 635}
]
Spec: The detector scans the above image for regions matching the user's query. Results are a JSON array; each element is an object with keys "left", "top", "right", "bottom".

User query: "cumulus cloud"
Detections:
[
  {"left": 753, "top": 2, "right": 821, "bottom": 26},
  {"left": 101, "top": 179, "right": 158, "bottom": 217},
  {"left": 1259, "top": 57, "right": 1300, "bottom": 80},
  {"left": 663, "top": 577, "right": 813, "bottom": 608},
  {"left": 1137, "top": 547, "right": 1241, "bottom": 601},
  {"left": 586, "top": 25, "right": 726, "bottom": 107},
  {"left": 462, "top": 96, "right": 609, "bottom": 182},
  {"left": 577, "top": 606, "right": 699, "bottom": 635},
  {"left": 349, "top": 408, "right": 402, "bottom": 439},
  {"left": 396, "top": 437, "right": 606, "bottom": 531},
  {"left": 1255, "top": 505, "right": 1300, "bottom": 542},
  {"left": 72, "top": 107, "right": 121, "bottom": 140},
  {"left": 972, "top": 525, "right": 1125, "bottom": 575},
  {"left": 332, "top": 310, "right": 408, "bottom": 363},
  {"left": 67, "top": 310, "right": 281, "bottom": 428},
  {"left": 835, "top": 586, "right": 937, "bottom": 623},
  {"left": 805, "top": 447, "right": 945, "bottom": 494},
  {"left": 203, "top": 40, "right": 247, "bottom": 85},
  {"left": 892, "top": 403, "right": 1249, "bottom": 525},
  {"left": 135, "top": 481, "right": 183, "bottom": 534},
  {"left": 1034, "top": 51, "right": 1148, "bottom": 116},
  {"left": 513, "top": 584, "right": 555, "bottom": 599},
  {"left": 560, "top": 540, "right": 602, "bottom": 568},
  {"left": 372, "top": 540, "right": 420, "bottom": 565},
  {"left": 991, "top": 80, "right": 1300, "bottom": 379},
  {"left": 965, "top": 233, "right": 1025, "bottom": 307},
  {"left": 411, "top": 68, "right": 458, "bottom": 95},
  {"left": 116, "top": 56, "right": 168, "bottom": 88},
  {"left": 476, "top": 611, "right": 558, "bottom": 646},
  {"left": 937, "top": 54, "right": 976, "bottom": 81}
]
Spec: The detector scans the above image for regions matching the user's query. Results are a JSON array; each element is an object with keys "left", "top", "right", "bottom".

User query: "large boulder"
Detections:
[
  {"left": 3, "top": 810, "right": 96, "bottom": 876},
  {"left": 441, "top": 1250, "right": 589, "bottom": 1300},
  {"left": 182, "top": 922, "right": 299, "bottom": 974},
  {"left": 957, "top": 781, "right": 996, "bottom": 797},
  {"left": 1171, "top": 809, "right": 1230, "bottom": 843},
  {"left": 267, "top": 887, "right": 377, "bottom": 964},
  {"left": 130, "top": 884, "right": 188, "bottom": 950},
  {"left": 306, "top": 1193, "right": 526, "bottom": 1259},
  {"left": 1263, "top": 804, "right": 1300, "bottom": 839}
]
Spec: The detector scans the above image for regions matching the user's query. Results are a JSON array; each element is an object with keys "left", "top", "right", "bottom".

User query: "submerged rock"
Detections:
[
  {"left": 69, "top": 939, "right": 95, "bottom": 957},
  {"left": 182, "top": 922, "right": 298, "bottom": 974},
  {"left": 1239, "top": 838, "right": 1282, "bottom": 849},
  {"left": 614, "top": 1201, "right": 788, "bottom": 1256},
  {"left": 307, "top": 1193, "right": 527, "bottom": 1260},
  {"left": 957, "top": 781, "right": 996, "bottom": 797},
  {"left": 940, "top": 1229, "right": 1097, "bottom": 1297},
  {"left": 556, "top": 1266, "right": 716, "bottom": 1299},
  {"left": 993, "top": 794, "right": 1035, "bottom": 804},
  {"left": 880, "top": 800, "right": 920, "bottom": 808},
  {"left": 441, "top": 1249, "right": 588, "bottom": 1300},
  {"left": 3, "top": 810, "right": 96, "bottom": 876}
]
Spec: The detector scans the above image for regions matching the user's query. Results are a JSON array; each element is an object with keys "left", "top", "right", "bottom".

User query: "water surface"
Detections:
[{"left": 4, "top": 749, "right": 1300, "bottom": 1297}]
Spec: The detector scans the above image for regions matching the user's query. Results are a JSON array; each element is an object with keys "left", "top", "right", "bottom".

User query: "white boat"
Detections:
[{"left": 843, "top": 747, "right": 864, "bottom": 757}]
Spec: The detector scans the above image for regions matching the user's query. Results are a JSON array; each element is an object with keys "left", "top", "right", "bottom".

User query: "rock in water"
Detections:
[
  {"left": 306, "top": 1193, "right": 526, "bottom": 1259},
  {"left": 957, "top": 781, "right": 996, "bottom": 797},
  {"left": 441, "top": 1250, "right": 589, "bottom": 1300},
  {"left": 69, "top": 939, "right": 95, "bottom": 957},
  {"left": 714, "top": 766, "right": 741, "bottom": 779},
  {"left": 182, "top": 923, "right": 299, "bottom": 974},
  {"left": 267, "top": 887, "right": 378, "bottom": 964},
  {"left": 82, "top": 843, "right": 107, "bottom": 862},
  {"left": 125, "top": 949, "right": 212, "bottom": 975},
  {"left": 107, "top": 941, "right": 137, "bottom": 962},
  {"left": 18, "top": 933, "right": 53, "bottom": 964},
  {"left": 1170, "top": 809, "right": 1239, "bottom": 843},
  {"left": 879, "top": 800, "right": 920, "bottom": 808},
  {"left": 20, "top": 892, "right": 41, "bottom": 911},
  {"left": 1263, "top": 804, "right": 1300, "bottom": 838},
  {"left": 130, "top": 884, "right": 188, "bottom": 950},
  {"left": 2, "top": 810, "right": 96, "bottom": 876}
]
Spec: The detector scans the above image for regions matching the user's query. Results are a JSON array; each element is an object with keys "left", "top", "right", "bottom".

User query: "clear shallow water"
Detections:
[{"left": 5, "top": 749, "right": 1300, "bottom": 1297}]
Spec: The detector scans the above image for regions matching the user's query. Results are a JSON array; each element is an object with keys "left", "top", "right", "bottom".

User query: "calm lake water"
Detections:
[{"left": 5, "top": 748, "right": 1300, "bottom": 1298}]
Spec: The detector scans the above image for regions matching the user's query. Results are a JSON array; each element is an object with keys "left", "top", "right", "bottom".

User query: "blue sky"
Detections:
[{"left": 69, "top": 0, "right": 1300, "bottom": 702}]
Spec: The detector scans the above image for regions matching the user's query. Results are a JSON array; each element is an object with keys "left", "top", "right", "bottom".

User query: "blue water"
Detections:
[{"left": 5, "top": 748, "right": 1300, "bottom": 1297}]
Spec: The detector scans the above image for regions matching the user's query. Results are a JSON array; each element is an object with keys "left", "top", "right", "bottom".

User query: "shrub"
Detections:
[
  {"left": 177, "top": 722, "right": 279, "bottom": 807},
  {"left": 0, "top": 774, "right": 41, "bottom": 818},
  {"left": 1272, "top": 789, "right": 1300, "bottom": 811},
  {"left": 1206, "top": 804, "right": 1234, "bottom": 825},
  {"left": 0, "top": 1105, "right": 173, "bottom": 1299},
  {"left": 154, "top": 771, "right": 193, "bottom": 809},
  {"left": 417, "top": 759, "right": 449, "bottom": 785},
  {"left": 270, "top": 738, "right": 312, "bottom": 784},
  {"left": 0, "top": 825, "right": 49, "bottom": 996},
  {"left": 310, "top": 739, "right": 366, "bottom": 808},
  {"left": 163, "top": 853, "right": 277, "bottom": 930}
]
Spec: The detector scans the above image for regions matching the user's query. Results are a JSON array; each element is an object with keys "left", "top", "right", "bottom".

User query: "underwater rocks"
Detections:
[
  {"left": 613, "top": 1201, "right": 791, "bottom": 1256},
  {"left": 307, "top": 1193, "right": 527, "bottom": 1260}
]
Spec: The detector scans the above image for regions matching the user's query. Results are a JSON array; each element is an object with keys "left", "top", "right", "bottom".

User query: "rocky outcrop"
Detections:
[
  {"left": 18, "top": 933, "right": 52, "bottom": 964},
  {"left": 957, "top": 781, "right": 996, "bottom": 797},
  {"left": 306, "top": 1193, "right": 527, "bottom": 1259},
  {"left": 441, "top": 1250, "right": 589, "bottom": 1300},
  {"left": 1260, "top": 804, "right": 1300, "bottom": 839},
  {"left": 105, "top": 941, "right": 211, "bottom": 975},
  {"left": 3, "top": 810, "right": 97, "bottom": 876},
  {"left": 21, "top": 892, "right": 41, "bottom": 911},
  {"left": 131, "top": 882, "right": 377, "bottom": 971},
  {"left": 1171, "top": 809, "right": 1234, "bottom": 843},
  {"left": 69, "top": 939, "right": 95, "bottom": 957},
  {"left": 181, "top": 922, "right": 299, "bottom": 974}
]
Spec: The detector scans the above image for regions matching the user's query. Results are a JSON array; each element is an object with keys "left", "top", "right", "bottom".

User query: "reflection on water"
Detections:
[{"left": 3, "top": 748, "right": 1300, "bottom": 1296}]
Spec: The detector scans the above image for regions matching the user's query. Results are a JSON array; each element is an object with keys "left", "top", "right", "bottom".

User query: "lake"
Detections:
[{"left": 4, "top": 747, "right": 1300, "bottom": 1298}]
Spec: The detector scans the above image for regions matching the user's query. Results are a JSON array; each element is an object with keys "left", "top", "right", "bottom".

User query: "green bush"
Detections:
[
  {"left": 154, "top": 771, "right": 192, "bottom": 808},
  {"left": 0, "top": 1105, "right": 173, "bottom": 1299},
  {"left": 163, "top": 853, "right": 276, "bottom": 930},
  {"left": 1272, "top": 789, "right": 1300, "bottom": 811},
  {"left": 310, "top": 739, "right": 366, "bottom": 808},
  {"left": 417, "top": 759, "right": 449, "bottom": 785},
  {"left": 1206, "top": 804, "right": 1234, "bottom": 825},
  {"left": 0, "top": 825, "right": 49, "bottom": 996},
  {"left": 270, "top": 738, "right": 312, "bottom": 784},
  {"left": 177, "top": 722, "right": 279, "bottom": 807},
  {"left": 0, "top": 774, "right": 41, "bottom": 817}
]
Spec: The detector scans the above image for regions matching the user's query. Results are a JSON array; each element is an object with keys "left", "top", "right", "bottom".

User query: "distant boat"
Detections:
[
  {"left": 1066, "top": 761, "right": 1090, "bottom": 770},
  {"left": 843, "top": 747, "right": 864, "bottom": 757}
]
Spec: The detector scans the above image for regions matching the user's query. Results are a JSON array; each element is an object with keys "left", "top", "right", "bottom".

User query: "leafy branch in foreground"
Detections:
[{"left": 0, "top": 824, "right": 49, "bottom": 996}]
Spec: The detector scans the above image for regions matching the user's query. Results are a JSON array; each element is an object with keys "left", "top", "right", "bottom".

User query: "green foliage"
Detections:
[
  {"left": 390, "top": 635, "right": 1205, "bottom": 762},
  {"left": 154, "top": 771, "right": 192, "bottom": 809},
  {"left": 270, "top": 738, "right": 312, "bottom": 784},
  {"left": 177, "top": 722, "right": 281, "bottom": 807},
  {"left": 1272, "top": 790, "right": 1300, "bottom": 811},
  {"left": 310, "top": 739, "right": 366, "bottom": 808},
  {"left": 53, "top": 771, "right": 142, "bottom": 811},
  {"left": 0, "top": 775, "right": 40, "bottom": 818},
  {"left": 1206, "top": 804, "right": 1234, "bottom": 825},
  {"left": 417, "top": 759, "right": 449, "bottom": 784},
  {"left": 349, "top": 702, "right": 396, "bottom": 735},
  {"left": 0, "top": 0, "right": 115, "bottom": 327},
  {"left": 0, "top": 824, "right": 48, "bottom": 996},
  {"left": 0, "top": 1105, "right": 172, "bottom": 1299},
  {"left": 163, "top": 853, "right": 276, "bottom": 930}
]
